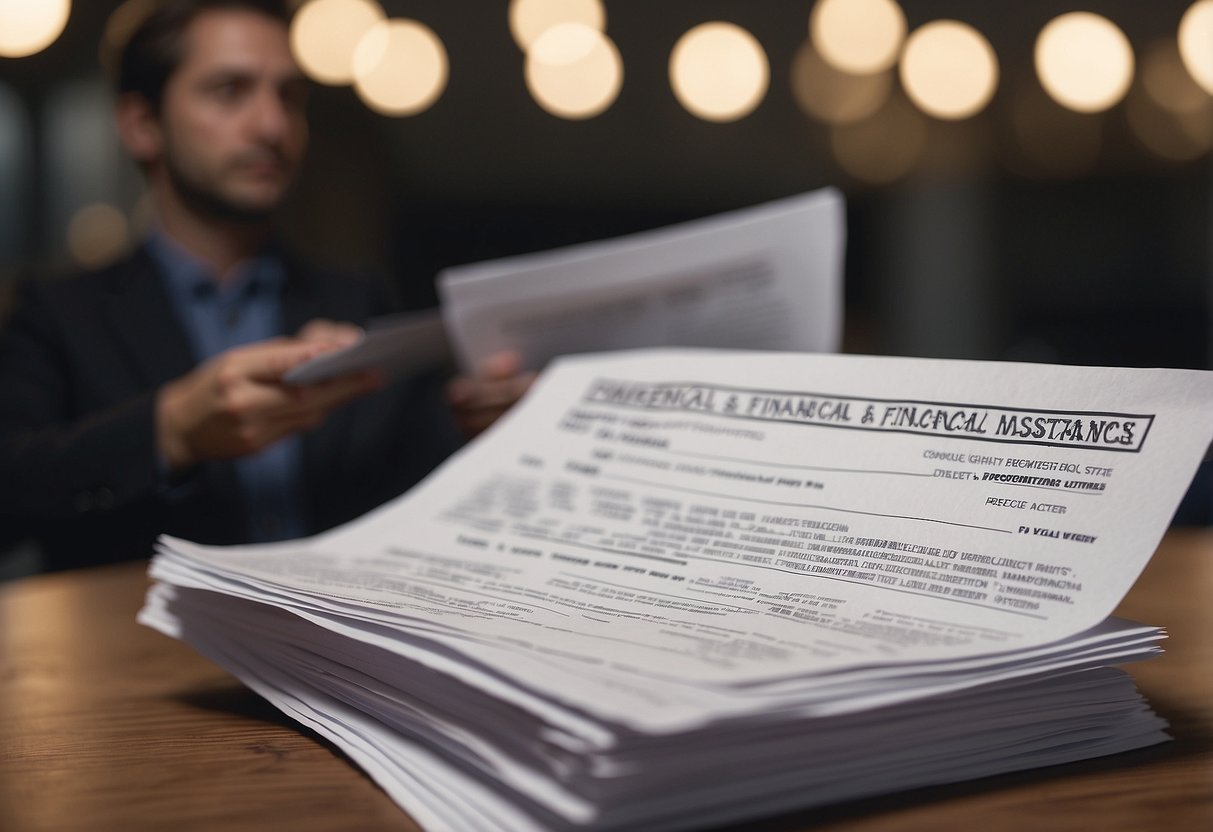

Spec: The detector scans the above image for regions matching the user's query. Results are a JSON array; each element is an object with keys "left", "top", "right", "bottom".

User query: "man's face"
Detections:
[{"left": 155, "top": 9, "right": 310, "bottom": 222}]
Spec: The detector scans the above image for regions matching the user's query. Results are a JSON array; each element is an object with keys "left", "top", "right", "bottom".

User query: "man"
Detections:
[{"left": 0, "top": 0, "right": 529, "bottom": 571}]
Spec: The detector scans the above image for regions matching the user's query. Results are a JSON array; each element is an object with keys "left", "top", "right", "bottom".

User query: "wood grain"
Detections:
[
  {"left": 0, "top": 564, "right": 418, "bottom": 832},
  {"left": 1, "top": 533, "right": 1209, "bottom": 831}
]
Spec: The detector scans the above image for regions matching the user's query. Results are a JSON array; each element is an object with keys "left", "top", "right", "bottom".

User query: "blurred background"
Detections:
[
  {"left": 0, "top": 0, "right": 1211, "bottom": 578},
  {"left": 0, "top": 0, "right": 1210, "bottom": 365}
]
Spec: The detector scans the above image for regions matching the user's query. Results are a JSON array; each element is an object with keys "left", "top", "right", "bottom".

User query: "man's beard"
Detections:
[{"left": 163, "top": 149, "right": 293, "bottom": 225}]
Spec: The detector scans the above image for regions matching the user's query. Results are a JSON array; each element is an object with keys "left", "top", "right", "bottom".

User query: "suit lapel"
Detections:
[
  {"left": 101, "top": 248, "right": 197, "bottom": 386},
  {"left": 98, "top": 246, "right": 253, "bottom": 538}
]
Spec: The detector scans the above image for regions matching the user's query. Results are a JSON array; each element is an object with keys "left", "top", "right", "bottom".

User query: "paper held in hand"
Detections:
[
  {"left": 283, "top": 187, "right": 843, "bottom": 383},
  {"left": 142, "top": 349, "right": 1213, "bottom": 832},
  {"left": 282, "top": 309, "right": 451, "bottom": 385},
  {"left": 437, "top": 187, "right": 845, "bottom": 371}
]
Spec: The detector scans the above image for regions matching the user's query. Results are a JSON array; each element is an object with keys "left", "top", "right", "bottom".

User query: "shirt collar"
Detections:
[{"left": 144, "top": 229, "right": 287, "bottom": 301}]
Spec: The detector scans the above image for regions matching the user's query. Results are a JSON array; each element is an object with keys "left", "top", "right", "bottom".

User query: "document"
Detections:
[
  {"left": 438, "top": 188, "right": 845, "bottom": 371},
  {"left": 283, "top": 309, "right": 451, "bottom": 385},
  {"left": 143, "top": 348, "right": 1213, "bottom": 831},
  {"left": 195, "top": 349, "right": 1208, "bottom": 678}
]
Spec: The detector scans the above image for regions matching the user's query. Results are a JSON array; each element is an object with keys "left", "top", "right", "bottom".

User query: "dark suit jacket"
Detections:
[{"left": 0, "top": 246, "right": 462, "bottom": 571}]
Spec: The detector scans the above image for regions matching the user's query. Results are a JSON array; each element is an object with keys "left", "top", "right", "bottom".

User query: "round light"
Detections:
[
  {"left": 1126, "top": 86, "right": 1212, "bottom": 162},
  {"left": 1006, "top": 83, "right": 1102, "bottom": 179},
  {"left": 67, "top": 203, "right": 129, "bottom": 268},
  {"left": 1176, "top": 107, "right": 1213, "bottom": 152},
  {"left": 525, "top": 23, "right": 622, "bottom": 119},
  {"left": 791, "top": 39, "right": 891, "bottom": 125},
  {"left": 1035, "top": 12, "right": 1134, "bottom": 113},
  {"left": 101, "top": 0, "right": 154, "bottom": 76},
  {"left": 900, "top": 21, "right": 998, "bottom": 120},
  {"left": 509, "top": 0, "right": 605, "bottom": 51},
  {"left": 0, "top": 0, "right": 71, "bottom": 58},
  {"left": 830, "top": 97, "right": 926, "bottom": 184},
  {"left": 810, "top": 0, "right": 906, "bottom": 75},
  {"left": 1179, "top": 1, "right": 1213, "bottom": 95},
  {"left": 1142, "top": 39, "right": 1210, "bottom": 115},
  {"left": 352, "top": 19, "right": 448, "bottom": 117},
  {"left": 290, "top": 0, "right": 384, "bottom": 86},
  {"left": 670, "top": 22, "right": 769, "bottom": 123}
]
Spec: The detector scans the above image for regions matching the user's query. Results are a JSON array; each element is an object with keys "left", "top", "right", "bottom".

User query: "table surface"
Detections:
[{"left": 2, "top": 532, "right": 1210, "bottom": 832}]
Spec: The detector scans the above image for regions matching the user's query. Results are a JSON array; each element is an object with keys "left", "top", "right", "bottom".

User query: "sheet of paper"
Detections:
[
  {"left": 283, "top": 309, "right": 451, "bottom": 385},
  {"left": 437, "top": 188, "right": 845, "bottom": 372},
  {"left": 160, "top": 349, "right": 1213, "bottom": 705},
  {"left": 146, "top": 347, "right": 1202, "bottom": 830}
]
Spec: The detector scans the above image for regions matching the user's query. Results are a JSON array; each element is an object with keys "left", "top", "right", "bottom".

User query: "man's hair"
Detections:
[{"left": 115, "top": 0, "right": 291, "bottom": 111}]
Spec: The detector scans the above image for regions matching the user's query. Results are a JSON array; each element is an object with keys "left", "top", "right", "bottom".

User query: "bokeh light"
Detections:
[
  {"left": 525, "top": 23, "right": 622, "bottom": 119},
  {"left": 1178, "top": 0, "right": 1213, "bottom": 95},
  {"left": 670, "top": 22, "right": 769, "bottom": 123},
  {"left": 810, "top": 0, "right": 905, "bottom": 75},
  {"left": 1006, "top": 82, "right": 1103, "bottom": 179},
  {"left": 1126, "top": 84, "right": 1212, "bottom": 162},
  {"left": 791, "top": 39, "right": 891, "bottom": 125},
  {"left": 100, "top": 0, "right": 154, "bottom": 76},
  {"left": 831, "top": 97, "right": 927, "bottom": 184},
  {"left": 67, "top": 202, "right": 129, "bottom": 268},
  {"left": 290, "top": 0, "right": 384, "bottom": 86},
  {"left": 352, "top": 19, "right": 448, "bottom": 117},
  {"left": 1035, "top": 12, "right": 1134, "bottom": 113},
  {"left": 509, "top": 0, "right": 605, "bottom": 51},
  {"left": 900, "top": 21, "right": 998, "bottom": 120},
  {"left": 1141, "top": 38, "right": 1211, "bottom": 115},
  {"left": 0, "top": 0, "right": 71, "bottom": 58}
]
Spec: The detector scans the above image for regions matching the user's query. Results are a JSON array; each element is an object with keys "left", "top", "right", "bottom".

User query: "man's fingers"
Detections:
[
  {"left": 160, "top": 338, "right": 385, "bottom": 468},
  {"left": 230, "top": 339, "right": 327, "bottom": 383},
  {"left": 480, "top": 374, "right": 536, "bottom": 408},
  {"left": 212, "top": 347, "right": 383, "bottom": 429},
  {"left": 281, "top": 370, "right": 386, "bottom": 417},
  {"left": 446, "top": 355, "right": 537, "bottom": 438},
  {"left": 448, "top": 375, "right": 535, "bottom": 412},
  {"left": 480, "top": 350, "right": 524, "bottom": 380},
  {"left": 297, "top": 318, "right": 364, "bottom": 349},
  {"left": 448, "top": 351, "right": 528, "bottom": 405}
]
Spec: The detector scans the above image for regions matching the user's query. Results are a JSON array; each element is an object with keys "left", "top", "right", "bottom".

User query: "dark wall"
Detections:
[{"left": 0, "top": 0, "right": 1209, "bottom": 369}]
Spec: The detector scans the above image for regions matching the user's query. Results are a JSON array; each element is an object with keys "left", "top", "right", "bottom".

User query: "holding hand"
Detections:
[
  {"left": 446, "top": 351, "right": 537, "bottom": 437},
  {"left": 295, "top": 318, "right": 364, "bottom": 349},
  {"left": 155, "top": 336, "right": 383, "bottom": 471}
]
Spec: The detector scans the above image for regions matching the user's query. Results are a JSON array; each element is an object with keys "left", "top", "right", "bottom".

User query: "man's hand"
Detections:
[
  {"left": 446, "top": 351, "right": 537, "bottom": 438},
  {"left": 296, "top": 318, "right": 363, "bottom": 348},
  {"left": 155, "top": 337, "right": 383, "bottom": 471}
]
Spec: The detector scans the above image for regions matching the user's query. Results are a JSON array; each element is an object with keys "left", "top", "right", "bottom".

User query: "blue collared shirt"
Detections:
[{"left": 146, "top": 231, "right": 309, "bottom": 542}]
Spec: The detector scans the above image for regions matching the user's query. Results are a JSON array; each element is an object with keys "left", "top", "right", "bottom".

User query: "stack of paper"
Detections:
[{"left": 142, "top": 349, "right": 1213, "bottom": 831}]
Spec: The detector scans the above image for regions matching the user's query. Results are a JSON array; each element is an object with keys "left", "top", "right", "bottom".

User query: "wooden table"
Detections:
[{"left": 2, "top": 533, "right": 1210, "bottom": 832}]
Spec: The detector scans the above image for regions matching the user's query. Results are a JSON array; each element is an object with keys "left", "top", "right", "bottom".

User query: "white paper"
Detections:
[
  {"left": 139, "top": 579, "right": 1167, "bottom": 830},
  {"left": 437, "top": 189, "right": 845, "bottom": 372},
  {"left": 157, "top": 349, "right": 1213, "bottom": 712},
  {"left": 144, "top": 347, "right": 1208, "bottom": 830},
  {"left": 283, "top": 309, "right": 451, "bottom": 385}
]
